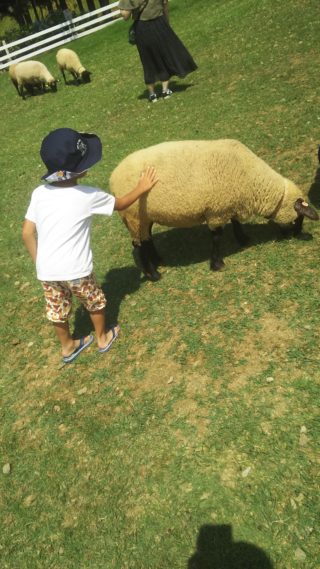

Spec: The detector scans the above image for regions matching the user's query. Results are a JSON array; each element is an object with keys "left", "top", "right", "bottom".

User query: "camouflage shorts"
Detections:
[{"left": 41, "top": 273, "right": 106, "bottom": 323}]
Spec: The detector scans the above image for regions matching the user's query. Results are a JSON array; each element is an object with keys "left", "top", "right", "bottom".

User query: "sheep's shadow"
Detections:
[
  {"left": 308, "top": 165, "right": 320, "bottom": 208},
  {"left": 21, "top": 88, "right": 54, "bottom": 99},
  {"left": 72, "top": 266, "right": 142, "bottom": 337},
  {"left": 150, "top": 220, "right": 292, "bottom": 269},
  {"left": 137, "top": 81, "right": 194, "bottom": 100},
  {"left": 71, "top": 219, "right": 310, "bottom": 336},
  {"left": 188, "top": 524, "right": 274, "bottom": 569},
  {"left": 60, "top": 78, "right": 90, "bottom": 87}
]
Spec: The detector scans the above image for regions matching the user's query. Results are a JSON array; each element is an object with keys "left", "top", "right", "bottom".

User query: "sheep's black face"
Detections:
[
  {"left": 50, "top": 81, "right": 57, "bottom": 92},
  {"left": 81, "top": 70, "right": 91, "bottom": 83},
  {"left": 294, "top": 198, "right": 319, "bottom": 221}
]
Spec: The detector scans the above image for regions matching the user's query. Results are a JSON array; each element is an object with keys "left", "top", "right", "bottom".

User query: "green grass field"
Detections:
[{"left": 0, "top": 0, "right": 320, "bottom": 567}]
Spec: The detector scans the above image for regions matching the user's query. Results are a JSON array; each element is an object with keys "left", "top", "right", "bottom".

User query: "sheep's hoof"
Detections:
[
  {"left": 294, "top": 232, "right": 313, "bottom": 241},
  {"left": 145, "top": 270, "right": 161, "bottom": 281},
  {"left": 210, "top": 259, "right": 225, "bottom": 271}
]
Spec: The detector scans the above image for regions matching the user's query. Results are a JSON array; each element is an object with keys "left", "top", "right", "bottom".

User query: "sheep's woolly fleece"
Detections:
[
  {"left": 56, "top": 48, "right": 86, "bottom": 76},
  {"left": 110, "top": 139, "right": 306, "bottom": 242},
  {"left": 9, "top": 60, "right": 55, "bottom": 86}
]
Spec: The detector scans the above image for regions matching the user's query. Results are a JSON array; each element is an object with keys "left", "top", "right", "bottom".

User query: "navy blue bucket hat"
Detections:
[{"left": 40, "top": 128, "right": 102, "bottom": 182}]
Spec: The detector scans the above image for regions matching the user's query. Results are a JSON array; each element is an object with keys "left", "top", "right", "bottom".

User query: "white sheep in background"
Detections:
[
  {"left": 110, "top": 139, "right": 319, "bottom": 280},
  {"left": 56, "top": 48, "right": 91, "bottom": 84},
  {"left": 9, "top": 60, "right": 57, "bottom": 99}
]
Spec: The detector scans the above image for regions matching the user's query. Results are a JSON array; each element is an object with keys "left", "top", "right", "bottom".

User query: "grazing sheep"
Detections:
[
  {"left": 9, "top": 60, "right": 57, "bottom": 99},
  {"left": 56, "top": 48, "right": 91, "bottom": 84},
  {"left": 110, "top": 139, "right": 319, "bottom": 280}
]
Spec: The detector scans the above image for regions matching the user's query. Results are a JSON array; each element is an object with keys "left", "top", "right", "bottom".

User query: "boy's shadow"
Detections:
[
  {"left": 73, "top": 266, "right": 142, "bottom": 337},
  {"left": 138, "top": 81, "right": 194, "bottom": 100},
  {"left": 188, "top": 524, "right": 274, "bottom": 569}
]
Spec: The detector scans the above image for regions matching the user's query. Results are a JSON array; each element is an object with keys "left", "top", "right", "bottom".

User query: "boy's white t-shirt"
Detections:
[{"left": 25, "top": 183, "right": 115, "bottom": 281}]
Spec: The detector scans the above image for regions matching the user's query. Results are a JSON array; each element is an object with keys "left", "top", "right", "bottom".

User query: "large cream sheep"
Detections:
[
  {"left": 56, "top": 48, "right": 91, "bottom": 84},
  {"left": 9, "top": 60, "right": 57, "bottom": 99},
  {"left": 110, "top": 139, "right": 319, "bottom": 281}
]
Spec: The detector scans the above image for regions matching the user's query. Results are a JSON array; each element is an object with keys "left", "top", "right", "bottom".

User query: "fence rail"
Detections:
[{"left": 0, "top": 1, "right": 121, "bottom": 70}]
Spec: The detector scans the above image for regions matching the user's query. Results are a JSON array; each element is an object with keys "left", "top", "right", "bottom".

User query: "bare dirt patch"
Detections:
[{"left": 226, "top": 312, "right": 296, "bottom": 391}]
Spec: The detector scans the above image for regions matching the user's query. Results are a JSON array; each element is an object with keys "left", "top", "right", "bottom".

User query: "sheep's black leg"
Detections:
[
  {"left": 231, "top": 218, "right": 250, "bottom": 247},
  {"left": 72, "top": 71, "right": 80, "bottom": 85},
  {"left": 145, "top": 239, "right": 162, "bottom": 267},
  {"left": 61, "top": 69, "right": 67, "bottom": 84},
  {"left": 292, "top": 215, "right": 312, "bottom": 240},
  {"left": 292, "top": 215, "right": 304, "bottom": 236},
  {"left": 133, "top": 241, "right": 161, "bottom": 281},
  {"left": 12, "top": 80, "right": 21, "bottom": 96},
  {"left": 210, "top": 227, "right": 225, "bottom": 271}
]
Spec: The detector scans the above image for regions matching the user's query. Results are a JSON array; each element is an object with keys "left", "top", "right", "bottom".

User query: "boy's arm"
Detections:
[
  {"left": 22, "top": 219, "right": 37, "bottom": 263},
  {"left": 114, "top": 166, "right": 158, "bottom": 211}
]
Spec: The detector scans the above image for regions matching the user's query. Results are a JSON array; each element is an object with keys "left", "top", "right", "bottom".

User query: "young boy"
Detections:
[{"left": 22, "top": 128, "right": 158, "bottom": 363}]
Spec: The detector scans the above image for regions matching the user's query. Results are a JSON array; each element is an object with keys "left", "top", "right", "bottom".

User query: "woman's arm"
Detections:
[
  {"left": 120, "top": 9, "right": 132, "bottom": 20},
  {"left": 114, "top": 166, "right": 158, "bottom": 211},
  {"left": 22, "top": 219, "right": 37, "bottom": 263},
  {"left": 163, "top": 0, "right": 169, "bottom": 22}
]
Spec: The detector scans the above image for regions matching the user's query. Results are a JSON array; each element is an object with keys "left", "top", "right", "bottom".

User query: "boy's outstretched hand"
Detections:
[
  {"left": 114, "top": 166, "right": 159, "bottom": 211},
  {"left": 136, "top": 166, "right": 159, "bottom": 194}
]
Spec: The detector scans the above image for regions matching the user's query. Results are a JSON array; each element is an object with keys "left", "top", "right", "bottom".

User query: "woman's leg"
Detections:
[
  {"left": 161, "top": 80, "right": 172, "bottom": 98},
  {"left": 147, "top": 83, "right": 158, "bottom": 102}
]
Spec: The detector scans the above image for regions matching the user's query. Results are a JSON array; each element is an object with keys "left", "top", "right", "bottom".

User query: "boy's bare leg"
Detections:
[
  {"left": 89, "top": 309, "right": 120, "bottom": 350},
  {"left": 53, "top": 321, "right": 91, "bottom": 357}
]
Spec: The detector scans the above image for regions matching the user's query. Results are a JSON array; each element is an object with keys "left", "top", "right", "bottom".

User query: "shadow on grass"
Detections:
[
  {"left": 72, "top": 219, "right": 307, "bottom": 336},
  {"left": 188, "top": 524, "right": 274, "bottom": 569},
  {"left": 60, "top": 79, "right": 90, "bottom": 87},
  {"left": 152, "top": 220, "right": 288, "bottom": 268},
  {"left": 73, "top": 266, "right": 142, "bottom": 337},
  {"left": 138, "top": 81, "right": 194, "bottom": 100},
  {"left": 308, "top": 166, "right": 320, "bottom": 208}
]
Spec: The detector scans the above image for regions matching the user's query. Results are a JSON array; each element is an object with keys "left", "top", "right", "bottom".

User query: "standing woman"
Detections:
[{"left": 118, "top": 0, "right": 197, "bottom": 102}]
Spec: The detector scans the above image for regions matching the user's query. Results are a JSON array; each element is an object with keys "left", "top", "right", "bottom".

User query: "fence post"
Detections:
[{"left": 1, "top": 40, "right": 11, "bottom": 67}]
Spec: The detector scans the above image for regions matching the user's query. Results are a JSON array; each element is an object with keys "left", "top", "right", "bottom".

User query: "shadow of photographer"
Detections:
[
  {"left": 308, "top": 165, "right": 320, "bottom": 208},
  {"left": 188, "top": 524, "right": 274, "bottom": 569}
]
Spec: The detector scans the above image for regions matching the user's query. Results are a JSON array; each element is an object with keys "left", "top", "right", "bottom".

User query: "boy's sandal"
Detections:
[
  {"left": 63, "top": 334, "right": 94, "bottom": 364},
  {"left": 98, "top": 326, "right": 120, "bottom": 353}
]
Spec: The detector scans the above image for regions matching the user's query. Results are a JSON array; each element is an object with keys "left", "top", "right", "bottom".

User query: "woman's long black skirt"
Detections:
[{"left": 135, "top": 15, "right": 197, "bottom": 85}]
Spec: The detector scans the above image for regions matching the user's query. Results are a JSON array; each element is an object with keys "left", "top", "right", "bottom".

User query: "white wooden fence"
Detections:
[{"left": 0, "top": 1, "right": 121, "bottom": 71}]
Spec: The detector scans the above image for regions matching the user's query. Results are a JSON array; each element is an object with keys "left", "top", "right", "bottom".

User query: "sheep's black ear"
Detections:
[{"left": 294, "top": 198, "right": 319, "bottom": 220}]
